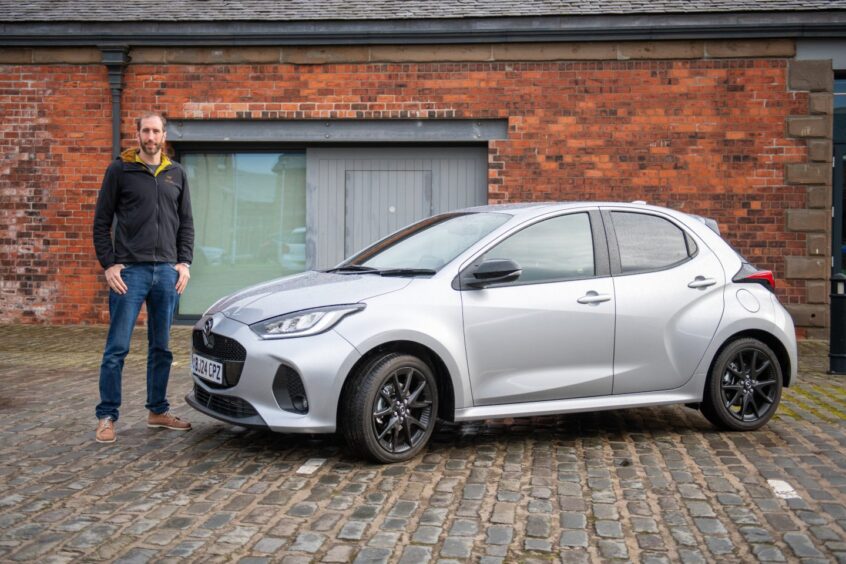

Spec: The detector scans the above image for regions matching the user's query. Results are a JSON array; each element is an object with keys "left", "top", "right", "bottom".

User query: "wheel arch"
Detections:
[
  {"left": 708, "top": 329, "right": 793, "bottom": 388},
  {"left": 337, "top": 340, "right": 456, "bottom": 425}
]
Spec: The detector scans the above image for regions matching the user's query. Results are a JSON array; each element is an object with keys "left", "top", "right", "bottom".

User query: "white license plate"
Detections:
[{"left": 192, "top": 353, "right": 224, "bottom": 385}]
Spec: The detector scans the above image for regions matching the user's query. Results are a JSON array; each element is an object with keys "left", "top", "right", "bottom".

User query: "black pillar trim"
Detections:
[{"left": 99, "top": 46, "right": 130, "bottom": 159}]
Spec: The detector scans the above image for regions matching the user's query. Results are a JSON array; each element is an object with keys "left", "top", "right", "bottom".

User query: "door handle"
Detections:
[
  {"left": 688, "top": 276, "right": 717, "bottom": 289},
  {"left": 577, "top": 292, "right": 612, "bottom": 305}
]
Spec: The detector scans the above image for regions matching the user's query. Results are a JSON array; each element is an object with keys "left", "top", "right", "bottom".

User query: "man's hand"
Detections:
[
  {"left": 105, "top": 264, "right": 127, "bottom": 295},
  {"left": 175, "top": 263, "right": 191, "bottom": 294}
]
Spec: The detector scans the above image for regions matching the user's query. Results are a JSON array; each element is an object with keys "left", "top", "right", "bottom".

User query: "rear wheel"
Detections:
[
  {"left": 342, "top": 353, "right": 438, "bottom": 463},
  {"left": 701, "top": 338, "right": 782, "bottom": 431}
]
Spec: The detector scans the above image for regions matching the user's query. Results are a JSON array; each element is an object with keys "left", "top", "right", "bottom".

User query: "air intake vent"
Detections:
[
  {"left": 194, "top": 385, "right": 258, "bottom": 419},
  {"left": 272, "top": 365, "right": 309, "bottom": 414}
]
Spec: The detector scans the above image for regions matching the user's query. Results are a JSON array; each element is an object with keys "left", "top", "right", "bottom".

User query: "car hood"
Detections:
[{"left": 208, "top": 271, "right": 412, "bottom": 325}]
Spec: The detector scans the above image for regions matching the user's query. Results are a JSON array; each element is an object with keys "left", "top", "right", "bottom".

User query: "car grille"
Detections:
[
  {"left": 192, "top": 330, "right": 247, "bottom": 362},
  {"left": 194, "top": 385, "right": 258, "bottom": 419}
]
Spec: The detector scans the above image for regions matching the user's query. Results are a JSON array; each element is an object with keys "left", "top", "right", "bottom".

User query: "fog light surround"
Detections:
[{"left": 272, "top": 365, "right": 309, "bottom": 414}]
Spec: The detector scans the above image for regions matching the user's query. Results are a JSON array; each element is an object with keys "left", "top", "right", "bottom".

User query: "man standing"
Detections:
[{"left": 92, "top": 112, "right": 194, "bottom": 443}]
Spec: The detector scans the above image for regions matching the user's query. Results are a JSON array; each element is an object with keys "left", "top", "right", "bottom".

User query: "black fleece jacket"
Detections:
[{"left": 93, "top": 148, "right": 194, "bottom": 269}]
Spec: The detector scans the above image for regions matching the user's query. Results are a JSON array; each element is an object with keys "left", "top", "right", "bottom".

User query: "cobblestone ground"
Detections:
[{"left": 0, "top": 325, "right": 845, "bottom": 563}]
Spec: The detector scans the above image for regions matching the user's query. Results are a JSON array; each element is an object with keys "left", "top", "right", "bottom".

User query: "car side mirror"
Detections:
[{"left": 463, "top": 258, "right": 522, "bottom": 288}]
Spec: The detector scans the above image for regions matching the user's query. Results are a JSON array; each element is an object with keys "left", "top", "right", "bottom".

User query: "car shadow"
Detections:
[{"left": 192, "top": 404, "right": 714, "bottom": 465}]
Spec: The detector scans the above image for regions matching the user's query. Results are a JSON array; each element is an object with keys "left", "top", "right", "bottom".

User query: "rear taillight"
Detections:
[{"left": 733, "top": 263, "right": 775, "bottom": 292}]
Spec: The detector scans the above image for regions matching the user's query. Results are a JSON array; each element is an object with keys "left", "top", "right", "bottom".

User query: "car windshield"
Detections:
[{"left": 337, "top": 212, "right": 510, "bottom": 272}]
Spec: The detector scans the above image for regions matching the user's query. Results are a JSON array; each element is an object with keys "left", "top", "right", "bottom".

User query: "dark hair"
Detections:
[{"left": 135, "top": 112, "right": 167, "bottom": 131}]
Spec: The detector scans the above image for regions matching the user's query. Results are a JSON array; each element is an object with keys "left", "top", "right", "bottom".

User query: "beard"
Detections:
[{"left": 140, "top": 140, "right": 163, "bottom": 157}]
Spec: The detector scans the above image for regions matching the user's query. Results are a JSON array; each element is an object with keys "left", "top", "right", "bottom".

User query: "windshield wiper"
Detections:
[
  {"left": 324, "top": 265, "right": 381, "bottom": 274},
  {"left": 378, "top": 268, "right": 436, "bottom": 277},
  {"left": 324, "top": 266, "right": 436, "bottom": 277}
]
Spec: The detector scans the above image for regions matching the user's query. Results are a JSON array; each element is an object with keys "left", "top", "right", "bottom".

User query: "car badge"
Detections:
[{"left": 202, "top": 317, "right": 215, "bottom": 348}]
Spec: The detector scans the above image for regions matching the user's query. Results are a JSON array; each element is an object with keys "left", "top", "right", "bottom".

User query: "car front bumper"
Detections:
[{"left": 187, "top": 312, "right": 362, "bottom": 433}]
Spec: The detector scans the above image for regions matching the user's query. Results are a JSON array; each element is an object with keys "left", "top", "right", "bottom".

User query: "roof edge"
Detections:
[{"left": 2, "top": 12, "right": 846, "bottom": 47}]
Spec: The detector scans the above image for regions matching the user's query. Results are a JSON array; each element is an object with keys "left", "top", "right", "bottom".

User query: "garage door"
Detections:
[{"left": 306, "top": 147, "right": 489, "bottom": 269}]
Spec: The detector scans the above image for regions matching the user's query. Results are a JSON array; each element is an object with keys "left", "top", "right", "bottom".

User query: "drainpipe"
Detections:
[{"left": 100, "top": 46, "right": 130, "bottom": 159}]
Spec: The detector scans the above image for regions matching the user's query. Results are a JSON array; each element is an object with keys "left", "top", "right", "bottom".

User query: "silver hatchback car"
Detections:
[{"left": 187, "top": 202, "right": 797, "bottom": 463}]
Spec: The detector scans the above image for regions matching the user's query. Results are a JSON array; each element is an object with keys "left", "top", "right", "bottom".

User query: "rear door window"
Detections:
[{"left": 611, "top": 212, "right": 695, "bottom": 274}]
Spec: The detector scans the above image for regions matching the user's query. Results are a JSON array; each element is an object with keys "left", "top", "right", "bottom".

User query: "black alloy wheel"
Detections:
[
  {"left": 702, "top": 338, "right": 783, "bottom": 431},
  {"left": 371, "top": 365, "right": 434, "bottom": 455},
  {"left": 720, "top": 348, "right": 779, "bottom": 421},
  {"left": 343, "top": 353, "right": 438, "bottom": 463}
]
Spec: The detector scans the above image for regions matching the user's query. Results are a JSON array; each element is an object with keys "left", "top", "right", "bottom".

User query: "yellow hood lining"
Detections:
[{"left": 121, "top": 148, "right": 171, "bottom": 177}]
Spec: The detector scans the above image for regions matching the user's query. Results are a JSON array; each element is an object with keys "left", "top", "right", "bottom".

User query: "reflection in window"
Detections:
[
  {"left": 179, "top": 152, "right": 306, "bottom": 316},
  {"left": 613, "top": 212, "right": 690, "bottom": 273},
  {"left": 356, "top": 212, "right": 510, "bottom": 271},
  {"left": 484, "top": 213, "right": 595, "bottom": 284}
]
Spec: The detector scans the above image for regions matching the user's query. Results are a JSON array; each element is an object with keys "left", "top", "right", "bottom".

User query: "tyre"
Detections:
[
  {"left": 342, "top": 353, "right": 439, "bottom": 463},
  {"left": 701, "top": 338, "right": 783, "bottom": 431}
]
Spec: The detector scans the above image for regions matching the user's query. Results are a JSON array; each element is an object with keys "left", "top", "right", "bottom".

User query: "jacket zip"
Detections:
[
  {"left": 152, "top": 166, "right": 160, "bottom": 262},
  {"left": 141, "top": 161, "right": 170, "bottom": 263}
]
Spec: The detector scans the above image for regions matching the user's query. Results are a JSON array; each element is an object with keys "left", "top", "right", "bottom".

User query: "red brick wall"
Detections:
[
  {"left": 1, "top": 58, "right": 809, "bottom": 324},
  {"left": 0, "top": 64, "right": 111, "bottom": 323}
]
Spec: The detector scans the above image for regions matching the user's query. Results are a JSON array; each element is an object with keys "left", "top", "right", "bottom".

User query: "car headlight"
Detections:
[{"left": 250, "top": 304, "right": 365, "bottom": 339}]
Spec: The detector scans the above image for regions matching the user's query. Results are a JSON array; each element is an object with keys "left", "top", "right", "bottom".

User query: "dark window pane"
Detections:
[
  {"left": 613, "top": 212, "right": 690, "bottom": 273},
  {"left": 484, "top": 213, "right": 594, "bottom": 284}
]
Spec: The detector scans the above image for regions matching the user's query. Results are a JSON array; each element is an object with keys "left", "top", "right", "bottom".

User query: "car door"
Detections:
[
  {"left": 603, "top": 209, "right": 725, "bottom": 395},
  {"left": 460, "top": 210, "right": 615, "bottom": 406}
]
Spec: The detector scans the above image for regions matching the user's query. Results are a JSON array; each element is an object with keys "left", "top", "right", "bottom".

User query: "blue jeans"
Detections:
[{"left": 96, "top": 263, "right": 179, "bottom": 421}]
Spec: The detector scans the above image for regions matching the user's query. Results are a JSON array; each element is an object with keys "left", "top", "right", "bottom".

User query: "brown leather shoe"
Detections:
[
  {"left": 96, "top": 418, "right": 116, "bottom": 443},
  {"left": 147, "top": 411, "right": 192, "bottom": 431}
]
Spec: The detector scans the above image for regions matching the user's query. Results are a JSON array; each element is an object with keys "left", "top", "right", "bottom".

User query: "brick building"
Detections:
[{"left": 1, "top": 1, "right": 844, "bottom": 339}]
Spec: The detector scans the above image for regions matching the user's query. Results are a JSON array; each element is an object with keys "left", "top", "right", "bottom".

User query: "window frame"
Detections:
[
  {"left": 601, "top": 209, "right": 700, "bottom": 277},
  {"left": 456, "top": 209, "right": 610, "bottom": 290}
]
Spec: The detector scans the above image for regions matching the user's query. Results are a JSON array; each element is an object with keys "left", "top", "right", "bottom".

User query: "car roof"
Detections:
[
  {"left": 463, "top": 201, "right": 723, "bottom": 234},
  {"left": 463, "top": 201, "right": 678, "bottom": 217},
  {"left": 459, "top": 201, "right": 733, "bottom": 267}
]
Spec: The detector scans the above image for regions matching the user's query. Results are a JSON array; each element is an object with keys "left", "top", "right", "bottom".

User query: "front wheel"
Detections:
[
  {"left": 342, "top": 353, "right": 439, "bottom": 463},
  {"left": 701, "top": 338, "right": 783, "bottom": 431}
]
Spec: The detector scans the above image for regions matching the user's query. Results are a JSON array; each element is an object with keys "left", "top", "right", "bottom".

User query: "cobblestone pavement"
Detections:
[{"left": 1, "top": 325, "right": 845, "bottom": 563}]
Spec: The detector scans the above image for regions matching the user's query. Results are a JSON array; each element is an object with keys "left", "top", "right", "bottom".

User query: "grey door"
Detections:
[
  {"left": 307, "top": 147, "right": 488, "bottom": 269},
  {"left": 461, "top": 212, "right": 615, "bottom": 405},
  {"left": 605, "top": 209, "right": 725, "bottom": 395},
  {"left": 344, "top": 170, "right": 432, "bottom": 257}
]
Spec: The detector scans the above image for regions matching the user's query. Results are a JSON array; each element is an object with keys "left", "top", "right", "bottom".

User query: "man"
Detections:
[{"left": 92, "top": 112, "right": 194, "bottom": 443}]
